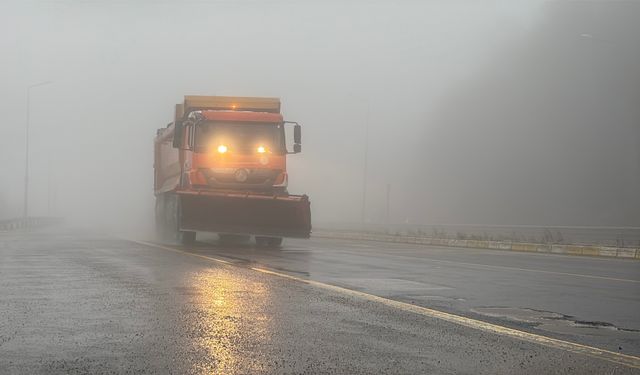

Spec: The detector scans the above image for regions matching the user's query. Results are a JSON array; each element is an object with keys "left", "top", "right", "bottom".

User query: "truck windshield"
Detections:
[{"left": 195, "top": 121, "right": 285, "bottom": 154}]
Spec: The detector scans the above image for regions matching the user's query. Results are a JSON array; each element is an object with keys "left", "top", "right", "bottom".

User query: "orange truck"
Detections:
[{"left": 154, "top": 96, "right": 311, "bottom": 246}]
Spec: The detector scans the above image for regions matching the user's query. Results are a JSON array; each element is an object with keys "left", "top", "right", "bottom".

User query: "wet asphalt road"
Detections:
[
  {"left": 199, "top": 235, "right": 640, "bottom": 355},
  {"left": 1, "top": 228, "right": 639, "bottom": 374}
]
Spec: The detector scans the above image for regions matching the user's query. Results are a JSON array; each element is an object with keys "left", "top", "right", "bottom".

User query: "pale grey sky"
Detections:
[{"left": 1, "top": 0, "right": 637, "bottom": 232}]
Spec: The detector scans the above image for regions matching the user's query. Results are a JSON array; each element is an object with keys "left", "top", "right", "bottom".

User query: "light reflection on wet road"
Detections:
[
  {"left": 188, "top": 233, "right": 640, "bottom": 357},
  {"left": 185, "top": 269, "right": 272, "bottom": 374}
]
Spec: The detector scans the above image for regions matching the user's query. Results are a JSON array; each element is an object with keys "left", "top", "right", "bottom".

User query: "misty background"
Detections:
[{"left": 1, "top": 0, "right": 638, "bottom": 236}]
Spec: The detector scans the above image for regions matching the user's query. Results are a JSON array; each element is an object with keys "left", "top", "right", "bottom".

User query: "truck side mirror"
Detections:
[
  {"left": 172, "top": 121, "right": 183, "bottom": 148},
  {"left": 293, "top": 124, "right": 301, "bottom": 145},
  {"left": 293, "top": 143, "right": 301, "bottom": 153}
]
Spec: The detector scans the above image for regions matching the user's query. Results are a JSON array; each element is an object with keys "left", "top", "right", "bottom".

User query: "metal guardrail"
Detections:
[
  {"left": 315, "top": 223, "right": 640, "bottom": 249},
  {"left": 313, "top": 229, "right": 640, "bottom": 259},
  {"left": 0, "top": 217, "right": 63, "bottom": 231}
]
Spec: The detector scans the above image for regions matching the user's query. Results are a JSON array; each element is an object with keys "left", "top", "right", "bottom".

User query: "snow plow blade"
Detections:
[{"left": 177, "top": 190, "right": 311, "bottom": 238}]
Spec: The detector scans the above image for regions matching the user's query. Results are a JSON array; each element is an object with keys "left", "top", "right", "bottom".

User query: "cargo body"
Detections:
[{"left": 154, "top": 96, "right": 311, "bottom": 245}]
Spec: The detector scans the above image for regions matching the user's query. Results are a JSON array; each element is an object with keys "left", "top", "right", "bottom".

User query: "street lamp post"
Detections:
[
  {"left": 360, "top": 101, "right": 370, "bottom": 226},
  {"left": 385, "top": 183, "right": 391, "bottom": 226},
  {"left": 24, "top": 81, "right": 52, "bottom": 218}
]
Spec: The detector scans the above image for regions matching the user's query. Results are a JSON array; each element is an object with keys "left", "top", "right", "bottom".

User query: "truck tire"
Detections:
[
  {"left": 173, "top": 194, "right": 196, "bottom": 245},
  {"left": 219, "top": 234, "right": 251, "bottom": 244},
  {"left": 255, "top": 236, "right": 283, "bottom": 248},
  {"left": 154, "top": 195, "right": 166, "bottom": 241},
  {"left": 179, "top": 230, "right": 196, "bottom": 245},
  {"left": 160, "top": 193, "right": 195, "bottom": 245},
  {"left": 165, "top": 194, "right": 179, "bottom": 243}
]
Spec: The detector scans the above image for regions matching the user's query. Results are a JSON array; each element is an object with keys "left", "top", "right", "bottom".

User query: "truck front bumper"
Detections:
[{"left": 176, "top": 189, "right": 311, "bottom": 238}]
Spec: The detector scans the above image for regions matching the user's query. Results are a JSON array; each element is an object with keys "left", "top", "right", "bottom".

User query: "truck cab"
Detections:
[
  {"left": 171, "top": 97, "right": 301, "bottom": 193},
  {"left": 179, "top": 110, "right": 298, "bottom": 193}
]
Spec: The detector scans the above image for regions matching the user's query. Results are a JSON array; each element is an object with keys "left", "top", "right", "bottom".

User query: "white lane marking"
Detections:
[
  {"left": 330, "top": 278, "right": 452, "bottom": 292},
  {"left": 131, "top": 240, "right": 640, "bottom": 369},
  {"left": 308, "top": 241, "right": 640, "bottom": 283},
  {"left": 132, "top": 240, "right": 233, "bottom": 265},
  {"left": 348, "top": 244, "right": 375, "bottom": 248},
  {"left": 397, "top": 257, "right": 640, "bottom": 283}
]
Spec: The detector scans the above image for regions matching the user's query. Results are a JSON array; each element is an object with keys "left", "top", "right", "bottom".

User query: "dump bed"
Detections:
[{"left": 182, "top": 96, "right": 281, "bottom": 116}]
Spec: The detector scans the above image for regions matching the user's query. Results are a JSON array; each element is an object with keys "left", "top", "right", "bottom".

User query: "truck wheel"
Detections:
[
  {"left": 179, "top": 230, "right": 196, "bottom": 245},
  {"left": 164, "top": 194, "right": 179, "bottom": 243},
  {"left": 173, "top": 194, "right": 195, "bottom": 245},
  {"left": 154, "top": 196, "right": 166, "bottom": 241},
  {"left": 256, "top": 236, "right": 283, "bottom": 248},
  {"left": 219, "top": 234, "right": 251, "bottom": 244},
  {"left": 268, "top": 237, "right": 283, "bottom": 247},
  {"left": 273, "top": 187, "right": 289, "bottom": 196},
  {"left": 162, "top": 193, "right": 192, "bottom": 245}
]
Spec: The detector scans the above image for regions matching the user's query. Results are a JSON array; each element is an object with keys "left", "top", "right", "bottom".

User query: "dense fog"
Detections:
[{"left": 1, "top": 0, "right": 638, "bottom": 235}]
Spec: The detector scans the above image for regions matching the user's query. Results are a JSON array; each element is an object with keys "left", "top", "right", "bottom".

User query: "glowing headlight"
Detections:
[
  {"left": 257, "top": 146, "right": 266, "bottom": 154},
  {"left": 217, "top": 144, "right": 228, "bottom": 154}
]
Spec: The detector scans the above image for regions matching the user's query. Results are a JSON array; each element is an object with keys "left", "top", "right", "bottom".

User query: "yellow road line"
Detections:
[{"left": 131, "top": 240, "right": 640, "bottom": 369}]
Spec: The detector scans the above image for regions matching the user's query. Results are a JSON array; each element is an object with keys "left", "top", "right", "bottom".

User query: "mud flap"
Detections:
[{"left": 177, "top": 190, "right": 311, "bottom": 238}]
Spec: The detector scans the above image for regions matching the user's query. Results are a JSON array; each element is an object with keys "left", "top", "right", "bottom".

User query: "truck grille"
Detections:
[{"left": 200, "top": 168, "right": 281, "bottom": 187}]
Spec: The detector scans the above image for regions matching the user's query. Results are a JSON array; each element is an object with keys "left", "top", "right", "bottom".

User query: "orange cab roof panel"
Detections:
[{"left": 200, "top": 110, "right": 283, "bottom": 123}]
